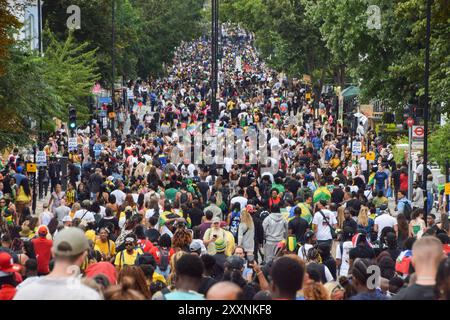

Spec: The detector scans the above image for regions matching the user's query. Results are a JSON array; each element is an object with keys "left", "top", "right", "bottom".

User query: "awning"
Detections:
[{"left": 341, "top": 86, "right": 360, "bottom": 98}]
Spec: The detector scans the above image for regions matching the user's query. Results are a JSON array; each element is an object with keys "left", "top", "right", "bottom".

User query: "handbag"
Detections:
[{"left": 319, "top": 210, "right": 337, "bottom": 240}]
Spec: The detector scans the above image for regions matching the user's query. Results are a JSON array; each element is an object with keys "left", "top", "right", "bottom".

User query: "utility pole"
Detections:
[
  {"left": 111, "top": 0, "right": 116, "bottom": 138},
  {"left": 32, "top": 145, "right": 37, "bottom": 215},
  {"left": 422, "top": 0, "right": 432, "bottom": 225},
  {"left": 37, "top": 0, "right": 42, "bottom": 55},
  {"left": 211, "top": 0, "right": 219, "bottom": 120},
  {"left": 446, "top": 160, "right": 449, "bottom": 214}
]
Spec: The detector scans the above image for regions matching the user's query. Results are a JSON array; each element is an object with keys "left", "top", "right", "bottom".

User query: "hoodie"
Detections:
[{"left": 262, "top": 212, "right": 288, "bottom": 243}]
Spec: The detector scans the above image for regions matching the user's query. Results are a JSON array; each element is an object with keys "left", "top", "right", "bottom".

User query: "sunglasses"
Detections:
[{"left": 125, "top": 242, "right": 134, "bottom": 246}]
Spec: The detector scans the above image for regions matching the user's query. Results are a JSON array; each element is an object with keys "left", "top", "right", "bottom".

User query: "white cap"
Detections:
[{"left": 62, "top": 215, "right": 72, "bottom": 222}]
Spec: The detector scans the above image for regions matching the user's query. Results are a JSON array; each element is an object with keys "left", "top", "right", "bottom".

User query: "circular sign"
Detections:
[
  {"left": 414, "top": 126, "right": 424, "bottom": 136},
  {"left": 406, "top": 117, "right": 414, "bottom": 127}
]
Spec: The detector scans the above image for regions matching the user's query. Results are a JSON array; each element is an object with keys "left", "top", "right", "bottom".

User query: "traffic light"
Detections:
[{"left": 68, "top": 105, "right": 77, "bottom": 130}]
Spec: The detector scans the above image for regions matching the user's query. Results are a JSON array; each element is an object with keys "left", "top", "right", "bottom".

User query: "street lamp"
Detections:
[
  {"left": 211, "top": 0, "right": 219, "bottom": 120},
  {"left": 422, "top": 0, "right": 432, "bottom": 225}
]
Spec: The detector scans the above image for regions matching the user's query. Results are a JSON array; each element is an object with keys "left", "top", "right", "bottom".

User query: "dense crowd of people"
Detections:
[{"left": 0, "top": 25, "right": 449, "bottom": 300}]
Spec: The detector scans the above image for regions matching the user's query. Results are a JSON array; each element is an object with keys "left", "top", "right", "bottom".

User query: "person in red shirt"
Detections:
[
  {"left": 135, "top": 225, "right": 153, "bottom": 254},
  {"left": 399, "top": 169, "right": 408, "bottom": 193},
  {"left": 150, "top": 234, "right": 175, "bottom": 266},
  {"left": 31, "top": 226, "right": 53, "bottom": 275},
  {"left": 0, "top": 252, "right": 22, "bottom": 300}
]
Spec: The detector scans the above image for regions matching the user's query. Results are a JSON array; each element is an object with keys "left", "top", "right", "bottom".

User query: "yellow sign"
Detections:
[
  {"left": 366, "top": 151, "right": 375, "bottom": 161},
  {"left": 445, "top": 183, "right": 450, "bottom": 195},
  {"left": 26, "top": 163, "right": 37, "bottom": 173},
  {"left": 305, "top": 93, "right": 311, "bottom": 101}
]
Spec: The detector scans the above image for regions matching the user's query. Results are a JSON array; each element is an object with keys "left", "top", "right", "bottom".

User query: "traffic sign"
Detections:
[
  {"left": 26, "top": 163, "right": 37, "bottom": 173},
  {"left": 406, "top": 117, "right": 414, "bottom": 127},
  {"left": 352, "top": 141, "right": 362, "bottom": 155},
  {"left": 36, "top": 151, "right": 47, "bottom": 167},
  {"left": 412, "top": 125, "right": 425, "bottom": 141},
  {"left": 68, "top": 137, "right": 77, "bottom": 151},
  {"left": 98, "top": 97, "right": 112, "bottom": 104}
]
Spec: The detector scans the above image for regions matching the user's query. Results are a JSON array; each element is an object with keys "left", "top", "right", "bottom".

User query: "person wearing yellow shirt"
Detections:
[
  {"left": 329, "top": 154, "right": 341, "bottom": 170},
  {"left": 15, "top": 178, "right": 31, "bottom": 224},
  {"left": 114, "top": 236, "right": 144, "bottom": 271},
  {"left": 94, "top": 228, "right": 116, "bottom": 262}
]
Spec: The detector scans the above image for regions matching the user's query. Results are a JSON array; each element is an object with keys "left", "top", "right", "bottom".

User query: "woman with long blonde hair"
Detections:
[
  {"left": 357, "top": 206, "right": 374, "bottom": 234},
  {"left": 237, "top": 209, "right": 255, "bottom": 255}
]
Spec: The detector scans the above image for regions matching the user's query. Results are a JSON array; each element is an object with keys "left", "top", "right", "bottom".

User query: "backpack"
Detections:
[
  {"left": 180, "top": 192, "right": 189, "bottom": 204},
  {"left": 259, "top": 210, "right": 270, "bottom": 221},
  {"left": 157, "top": 246, "right": 170, "bottom": 272},
  {"left": 402, "top": 201, "right": 412, "bottom": 220}
]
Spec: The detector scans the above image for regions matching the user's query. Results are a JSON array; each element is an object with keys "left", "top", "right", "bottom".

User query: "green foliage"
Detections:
[
  {"left": 0, "top": 30, "right": 99, "bottom": 151},
  {"left": 221, "top": 0, "right": 450, "bottom": 113},
  {"left": 429, "top": 123, "right": 450, "bottom": 171},
  {"left": 43, "top": 0, "right": 205, "bottom": 82}
]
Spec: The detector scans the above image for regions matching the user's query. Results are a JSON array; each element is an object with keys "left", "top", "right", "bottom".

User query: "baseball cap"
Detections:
[
  {"left": 379, "top": 204, "right": 388, "bottom": 211},
  {"left": 189, "top": 241, "right": 202, "bottom": 253},
  {"left": 211, "top": 217, "right": 221, "bottom": 224},
  {"left": 53, "top": 227, "right": 89, "bottom": 257},
  {"left": 225, "top": 255, "right": 244, "bottom": 270},
  {"left": 38, "top": 225, "right": 48, "bottom": 236},
  {"left": 215, "top": 239, "right": 226, "bottom": 253},
  {"left": 62, "top": 215, "right": 72, "bottom": 223},
  {"left": 0, "top": 252, "right": 22, "bottom": 274}
]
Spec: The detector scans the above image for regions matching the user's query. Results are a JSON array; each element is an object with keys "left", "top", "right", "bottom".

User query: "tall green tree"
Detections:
[{"left": 0, "top": 30, "right": 99, "bottom": 150}]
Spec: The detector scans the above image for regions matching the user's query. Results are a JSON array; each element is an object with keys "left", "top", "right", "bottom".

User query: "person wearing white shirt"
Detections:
[
  {"left": 312, "top": 200, "right": 338, "bottom": 245},
  {"left": 110, "top": 185, "right": 126, "bottom": 207},
  {"left": 374, "top": 205, "right": 398, "bottom": 241},
  {"left": 230, "top": 190, "right": 248, "bottom": 211},
  {"left": 73, "top": 209, "right": 96, "bottom": 224},
  {"left": 40, "top": 204, "right": 54, "bottom": 226},
  {"left": 335, "top": 227, "right": 355, "bottom": 277}
]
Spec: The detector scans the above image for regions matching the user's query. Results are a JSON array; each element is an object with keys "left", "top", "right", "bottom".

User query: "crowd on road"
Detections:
[{"left": 0, "top": 25, "right": 449, "bottom": 300}]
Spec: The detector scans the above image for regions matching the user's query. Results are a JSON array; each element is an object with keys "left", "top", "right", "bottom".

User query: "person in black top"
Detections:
[
  {"left": 331, "top": 178, "right": 345, "bottom": 205},
  {"left": 286, "top": 173, "right": 301, "bottom": 196},
  {"left": 349, "top": 233, "right": 375, "bottom": 270},
  {"left": 318, "top": 242, "right": 336, "bottom": 280},
  {"left": 391, "top": 164, "right": 402, "bottom": 204},
  {"left": 394, "top": 236, "right": 442, "bottom": 300},
  {"left": 343, "top": 208, "right": 358, "bottom": 234},
  {"left": 288, "top": 206, "right": 309, "bottom": 244},
  {"left": 186, "top": 199, "right": 203, "bottom": 228},
  {"left": 346, "top": 191, "right": 362, "bottom": 216}
]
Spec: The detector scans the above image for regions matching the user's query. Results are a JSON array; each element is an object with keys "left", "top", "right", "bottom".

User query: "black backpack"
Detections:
[
  {"left": 180, "top": 192, "right": 189, "bottom": 204},
  {"left": 157, "top": 247, "right": 170, "bottom": 272},
  {"left": 403, "top": 201, "right": 412, "bottom": 220}
]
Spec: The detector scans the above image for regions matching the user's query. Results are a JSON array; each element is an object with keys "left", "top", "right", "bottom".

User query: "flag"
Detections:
[
  {"left": 368, "top": 172, "right": 376, "bottom": 186},
  {"left": 313, "top": 186, "right": 331, "bottom": 203},
  {"left": 395, "top": 250, "right": 413, "bottom": 275}
]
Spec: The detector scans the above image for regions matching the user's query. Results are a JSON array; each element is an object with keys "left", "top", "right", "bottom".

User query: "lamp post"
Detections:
[
  {"left": 422, "top": 0, "right": 432, "bottom": 225},
  {"left": 211, "top": 0, "right": 219, "bottom": 120},
  {"left": 111, "top": 0, "right": 116, "bottom": 138}
]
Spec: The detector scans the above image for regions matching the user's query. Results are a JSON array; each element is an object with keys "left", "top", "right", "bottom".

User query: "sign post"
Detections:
[{"left": 407, "top": 118, "right": 414, "bottom": 201}]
